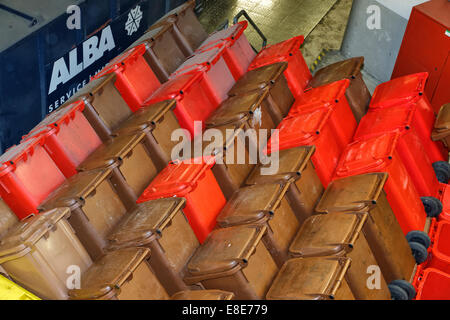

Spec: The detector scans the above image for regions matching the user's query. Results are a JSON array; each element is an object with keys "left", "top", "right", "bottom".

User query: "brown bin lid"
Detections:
[
  {"left": 76, "top": 73, "right": 116, "bottom": 103},
  {"left": 78, "top": 133, "right": 146, "bottom": 171},
  {"left": 266, "top": 256, "right": 351, "bottom": 300},
  {"left": 39, "top": 169, "right": 113, "bottom": 211},
  {"left": 114, "top": 100, "right": 177, "bottom": 136},
  {"left": 0, "top": 208, "right": 71, "bottom": 263},
  {"left": 200, "top": 120, "right": 248, "bottom": 158},
  {"left": 310, "top": 57, "right": 364, "bottom": 88},
  {"left": 107, "top": 197, "right": 186, "bottom": 246},
  {"left": 289, "top": 212, "right": 368, "bottom": 257},
  {"left": 228, "top": 62, "right": 288, "bottom": 96},
  {"left": 68, "top": 247, "right": 150, "bottom": 300},
  {"left": 315, "top": 173, "right": 388, "bottom": 213},
  {"left": 434, "top": 103, "right": 450, "bottom": 131},
  {"left": 185, "top": 225, "right": 266, "bottom": 282},
  {"left": 170, "top": 290, "right": 234, "bottom": 300},
  {"left": 216, "top": 182, "right": 291, "bottom": 227},
  {"left": 206, "top": 89, "right": 270, "bottom": 128},
  {"left": 246, "top": 146, "right": 316, "bottom": 184}
]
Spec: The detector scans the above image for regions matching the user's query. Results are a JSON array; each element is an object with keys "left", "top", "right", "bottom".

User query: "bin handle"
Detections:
[{"left": 233, "top": 10, "right": 267, "bottom": 52}]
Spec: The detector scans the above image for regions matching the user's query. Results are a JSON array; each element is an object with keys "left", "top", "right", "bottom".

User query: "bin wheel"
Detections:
[
  {"left": 409, "top": 241, "right": 428, "bottom": 264},
  {"left": 406, "top": 230, "right": 431, "bottom": 249},
  {"left": 421, "top": 196, "right": 443, "bottom": 218},
  {"left": 389, "top": 280, "right": 416, "bottom": 300},
  {"left": 388, "top": 284, "right": 409, "bottom": 300},
  {"left": 433, "top": 161, "right": 450, "bottom": 183}
]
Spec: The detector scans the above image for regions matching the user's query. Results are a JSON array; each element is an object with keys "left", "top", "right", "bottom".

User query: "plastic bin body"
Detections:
[
  {"left": 0, "top": 199, "right": 19, "bottom": 239},
  {"left": 197, "top": 21, "right": 256, "bottom": 80},
  {"left": 289, "top": 79, "right": 357, "bottom": 148},
  {"left": 185, "top": 225, "right": 279, "bottom": 300},
  {"left": 309, "top": 57, "right": 371, "bottom": 122},
  {"left": 249, "top": 36, "right": 311, "bottom": 97},
  {"left": 21, "top": 101, "right": 102, "bottom": 178},
  {"left": 334, "top": 133, "right": 427, "bottom": 235},
  {"left": 432, "top": 103, "right": 450, "bottom": 151},
  {"left": 355, "top": 104, "right": 441, "bottom": 198},
  {"left": 266, "top": 106, "right": 343, "bottom": 187},
  {"left": 0, "top": 275, "right": 40, "bottom": 300},
  {"left": 171, "top": 290, "right": 234, "bottom": 300},
  {"left": 0, "top": 208, "right": 92, "bottom": 300},
  {"left": 228, "top": 62, "right": 294, "bottom": 120},
  {"left": 0, "top": 137, "right": 66, "bottom": 219},
  {"left": 93, "top": 44, "right": 161, "bottom": 112},
  {"left": 137, "top": 158, "right": 226, "bottom": 243},
  {"left": 171, "top": 44, "right": 236, "bottom": 103},
  {"left": 289, "top": 212, "right": 391, "bottom": 300},
  {"left": 438, "top": 182, "right": 450, "bottom": 222},
  {"left": 108, "top": 198, "right": 199, "bottom": 295},
  {"left": 416, "top": 268, "right": 450, "bottom": 300},
  {"left": 146, "top": 71, "right": 219, "bottom": 137},
  {"left": 429, "top": 221, "right": 450, "bottom": 274},
  {"left": 266, "top": 257, "right": 354, "bottom": 300},
  {"left": 216, "top": 182, "right": 300, "bottom": 267},
  {"left": 69, "top": 248, "right": 169, "bottom": 300},
  {"left": 246, "top": 146, "right": 324, "bottom": 225},
  {"left": 316, "top": 173, "right": 417, "bottom": 283}
]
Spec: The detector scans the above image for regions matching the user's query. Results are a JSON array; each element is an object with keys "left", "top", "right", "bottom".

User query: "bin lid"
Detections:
[
  {"left": 266, "top": 256, "right": 351, "bottom": 300},
  {"left": 131, "top": 23, "right": 173, "bottom": 48},
  {"left": 249, "top": 36, "right": 305, "bottom": 69},
  {"left": 170, "top": 290, "right": 234, "bottom": 300},
  {"left": 0, "top": 136, "right": 45, "bottom": 176},
  {"left": 370, "top": 72, "right": 429, "bottom": 109},
  {"left": 68, "top": 248, "right": 150, "bottom": 300},
  {"left": 216, "top": 182, "right": 291, "bottom": 227},
  {"left": 355, "top": 103, "right": 415, "bottom": 139},
  {"left": 171, "top": 44, "right": 227, "bottom": 77},
  {"left": 434, "top": 103, "right": 450, "bottom": 131},
  {"left": 228, "top": 62, "right": 288, "bottom": 96},
  {"left": 0, "top": 208, "right": 70, "bottom": 263},
  {"left": 185, "top": 225, "right": 266, "bottom": 280},
  {"left": 77, "top": 133, "right": 146, "bottom": 171},
  {"left": 200, "top": 121, "right": 248, "bottom": 159},
  {"left": 137, "top": 157, "right": 215, "bottom": 201},
  {"left": 265, "top": 107, "right": 333, "bottom": 153},
  {"left": 289, "top": 212, "right": 367, "bottom": 257},
  {"left": 107, "top": 198, "right": 186, "bottom": 246},
  {"left": 291, "top": 80, "right": 350, "bottom": 111},
  {"left": 309, "top": 57, "right": 364, "bottom": 88},
  {"left": 197, "top": 21, "right": 248, "bottom": 52},
  {"left": 335, "top": 132, "right": 399, "bottom": 177},
  {"left": 39, "top": 169, "right": 113, "bottom": 211},
  {"left": 315, "top": 173, "right": 388, "bottom": 213},
  {"left": 93, "top": 44, "right": 147, "bottom": 80},
  {"left": 206, "top": 89, "right": 270, "bottom": 128},
  {"left": 114, "top": 100, "right": 177, "bottom": 136},
  {"left": 246, "top": 146, "right": 316, "bottom": 184},
  {"left": 145, "top": 71, "right": 204, "bottom": 105}
]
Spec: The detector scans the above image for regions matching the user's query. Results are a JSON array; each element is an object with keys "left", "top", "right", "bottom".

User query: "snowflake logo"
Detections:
[{"left": 125, "top": 5, "right": 143, "bottom": 36}]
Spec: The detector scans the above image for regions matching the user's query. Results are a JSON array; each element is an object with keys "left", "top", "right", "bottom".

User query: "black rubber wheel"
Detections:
[
  {"left": 433, "top": 161, "right": 450, "bottom": 183},
  {"left": 421, "top": 196, "right": 443, "bottom": 218},
  {"left": 388, "top": 284, "right": 409, "bottom": 300},
  {"left": 389, "top": 280, "right": 416, "bottom": 300},
  {"left": 409, "top": 241, "right": 428, "bottom": 264},
  {"left": 406, "top": 230, "right": 431, "bottom": 249}
]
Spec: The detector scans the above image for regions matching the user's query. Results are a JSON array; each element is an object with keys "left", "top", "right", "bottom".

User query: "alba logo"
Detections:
[
  {"left": 125, "top": 5, "right": 143, "bottom": 36},
  {"left": 48, "top": 25, "right": 116, "bottom": 95}
]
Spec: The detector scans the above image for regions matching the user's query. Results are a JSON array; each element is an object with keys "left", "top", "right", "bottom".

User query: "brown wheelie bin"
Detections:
[
  {"left": 0, "top": 199, "right": 19, "bottom": 239},
  {"left": 246, "top": 146, "right": 324, "bottom": 225},
  {"left": 0, "top": 208, "right": 92, "bottom": 300},
  {"left": 289, "top": 212, "right": 391, "bottom": 300},
  {"left": 184, "top": 225, "right": 279, "bottom": 300},
  {"left": 107, "top": 198, "right": 199, "bottom": 295},
  {"left": 68, "top": 248, "right": 169, "bottom": 300},
  {"left": 39, "top": 169, "right": 132, "bottom": 260},
  {"left": 216, "top": 182, "right": 300, "bottom": 267},
  {"left": 171, "top": 290, "right": 234, "bottom": 300},
  {"left": 432, "top": 103, "right": 450, "bottom": 150},
  {"left": 77, "top": 133, "right": 158, "bottom": 199},
  {"left": 315, "top": 173, "right": 416, "bottom": 283},
  {"left": 266, "top": 257, "right": 355, "bottom": 300},
  {"left": 228, "top": 62, "right": 295, "bottom": 121},
  {"left": 309, "top": 57, "right": 371, "bottom": 122}
]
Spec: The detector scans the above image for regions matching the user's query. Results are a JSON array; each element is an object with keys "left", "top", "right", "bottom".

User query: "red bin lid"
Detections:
[
  {"left": 335, "top": 132, "right": 400, "bottom": 177},
  {"left": 0, "top": 136, "right": 45, "bottom": 175},
  {"left": 370, "top": 72, "right": 429, "bottom": 109},
  {"left": 266, "top": 106, "right": 333, "bottom": 154},
  {"left": 197, "top": 21, "right": 248, "bottom": 52},
  {"left": 137, "top": 157, "right": 215, "bottom": 201},
  {"left": 249, "top": 35, "right": 305, "bottom": 69},
  {"left": 92, "top": 44, "right": 147, "bottom": 80}
]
